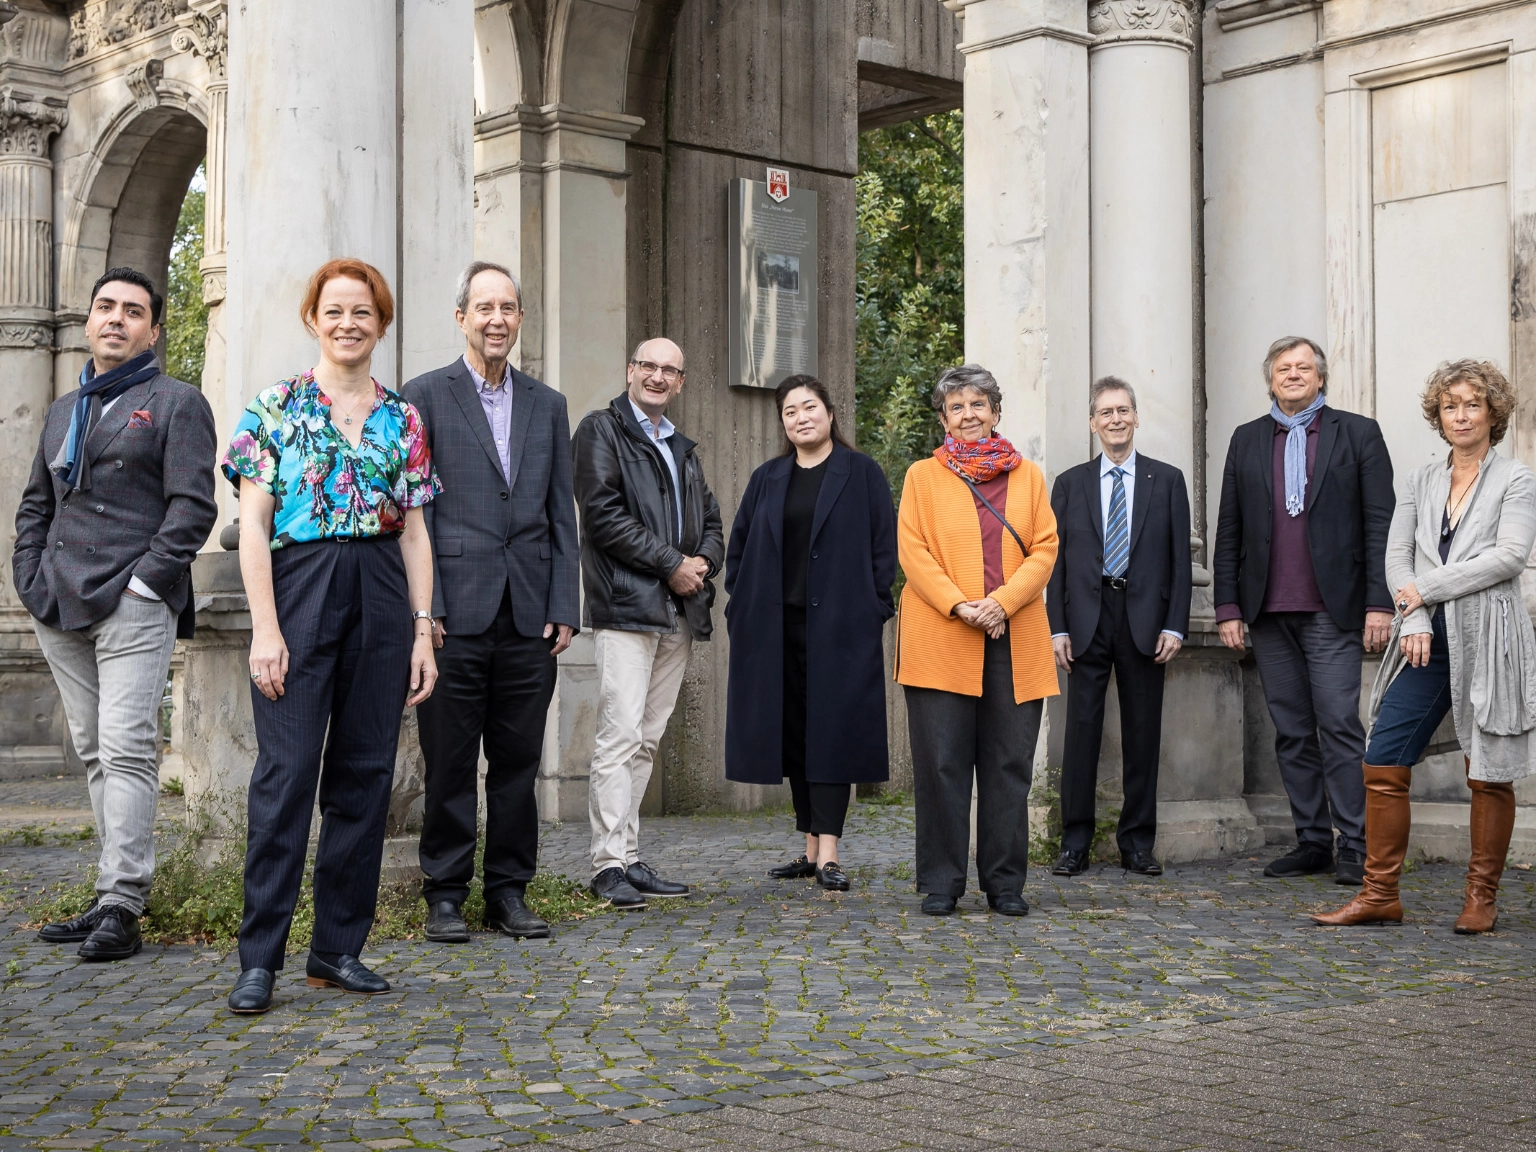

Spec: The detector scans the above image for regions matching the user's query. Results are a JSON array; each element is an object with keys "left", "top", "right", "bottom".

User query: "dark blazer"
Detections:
[
  {"left": 13, "top": 372, "right": 216, "bottom": 633},
  {"left": 1046, "top": 452, "right": 1192, "bottom": 657},
  {"left": 1213, "top": 406, "right": 1394, "bottom": 630},
  {"left": 403, "top": 358, "right": 579, "bottom": 639},
  {"left": 723, "top": 443, "right": 896, "bottom": 785},
  {"left": 571, "top": 394, "right": 726, "bottom": 639}
]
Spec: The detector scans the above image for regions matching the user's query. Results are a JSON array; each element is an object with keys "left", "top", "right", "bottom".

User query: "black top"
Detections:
[{"left": 782, "top": 457, "right": 830, "bottom": 608}]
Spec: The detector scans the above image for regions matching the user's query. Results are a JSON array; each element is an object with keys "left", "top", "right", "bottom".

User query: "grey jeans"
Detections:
[
  {"left": 34, "top": 592, "right": 176, "bottom": 914},
  {"left": 1248, "top": 610, "right": 1367, "bottom": 854}
]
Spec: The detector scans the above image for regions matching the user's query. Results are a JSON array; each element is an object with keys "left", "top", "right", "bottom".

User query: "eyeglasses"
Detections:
[
  {"left": 631, "top": 359, "right": 684, "bottom": 383},
  {"left": 1094, "top": 406, "right": 1134, "bottom": 420}
]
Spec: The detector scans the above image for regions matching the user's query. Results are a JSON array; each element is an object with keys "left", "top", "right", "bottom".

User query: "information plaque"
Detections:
[{"left": 728, "top": 176, "right": 818, "bottom": 390}]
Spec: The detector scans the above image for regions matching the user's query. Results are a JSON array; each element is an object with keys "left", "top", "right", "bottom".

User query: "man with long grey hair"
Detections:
[{"left": 1213, "top": 336, "right": 1395, "bottom": 885}]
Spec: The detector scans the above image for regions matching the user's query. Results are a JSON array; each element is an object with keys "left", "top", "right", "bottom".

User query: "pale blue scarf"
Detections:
[{"left": 1269, "top": 393, "right": 1326, "bottom": 517}]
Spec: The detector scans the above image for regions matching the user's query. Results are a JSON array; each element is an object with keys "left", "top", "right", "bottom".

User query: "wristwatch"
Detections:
[{"left": 412, "top": 610, "right": 433, "bottom": 622}]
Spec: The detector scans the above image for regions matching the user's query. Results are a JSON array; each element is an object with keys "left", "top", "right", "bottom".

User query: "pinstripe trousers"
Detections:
[{"left": 237, "top": 538, "right": 412, "bottom": 972}]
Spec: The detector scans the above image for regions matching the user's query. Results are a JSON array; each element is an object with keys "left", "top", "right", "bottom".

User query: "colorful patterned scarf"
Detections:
[{"left": 936, "top": 434, "right": 1023, "bottom": 483}]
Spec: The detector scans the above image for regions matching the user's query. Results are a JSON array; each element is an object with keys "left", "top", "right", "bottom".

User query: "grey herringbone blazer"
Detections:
[
  {"left": 403, "top": 358, "right": 580, "bottom": 638},
  {"left": 12, "top": 372, "right": 218, "bottom": 631}
]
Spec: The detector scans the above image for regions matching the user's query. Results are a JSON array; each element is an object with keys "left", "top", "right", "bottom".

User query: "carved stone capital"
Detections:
[
  {"left": 126, "top": 58, "right": 164, "bottom": 111},
  {"left": 172, "top": 3, "right": 226, "bottom": 82},
  {"left": 0, "top": 320, "right": 52, "bottom": 349},
  {"left": 1089, "top": 0, "right": 1195, "bottom": 48},
  {"left": 199, "top": 258, "right": 225, "bottom": 305},
  {"left": 0, "top": 88, "right": 67, "bottom": 158}
]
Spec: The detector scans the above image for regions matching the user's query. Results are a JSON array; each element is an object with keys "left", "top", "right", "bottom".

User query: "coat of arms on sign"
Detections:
[{"left": 766, "top": 167, "right": 789, "bottom": 202}]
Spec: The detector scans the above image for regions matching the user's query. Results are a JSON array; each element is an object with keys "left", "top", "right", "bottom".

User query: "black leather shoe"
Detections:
[
  {"left": 921, "top": 893, "right": 957, "bottom": 916},
  {"left": 485, "top": 893, "right": 551, "bottom": 939},
  {"left": 424, "top": 900, "right": 469, "bottom": 943},
  {"left": 592, "top": 867, "right": 647, "bottom": 909},
  {"left": 228, "top": 969, "right": 275, "bottom": 1014},
  {"left": 1263, "top": 842, "right": 1334, "bottom": 878},
  {"left": 305, "top": 952, "right": 389, "bottom": 994},
  {"left": 626, "top": 861, "right": 689, "bottom": 898},
  {"left": 1335, "top": 847, "right": 1364, "bottom": 886},
  {"left": 38, "top": 899, "right": 103, "bottom": 944},
  {"left": 77, "top": 905, "right": 141, "bottom": 962},
  {"left": 1051, "top": 850, "right": 1089, "bottom": 877},
  {"left": 987, "top": 892, "right": 1029, "bottom": 916},
  {"left": 769, "top": 855, "right": 818, "bottom": 879},
  {"left": 816, "top": 862, "right": 850, "bottom": 891},
  {"left": 1121, "top": 850, "right": 1164, "bottom": 876}
]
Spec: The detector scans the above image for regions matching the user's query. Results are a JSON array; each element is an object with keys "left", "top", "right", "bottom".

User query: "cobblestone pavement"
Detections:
[{"left": 0, "top": 779, "right": 1533, "bottom": 1149}]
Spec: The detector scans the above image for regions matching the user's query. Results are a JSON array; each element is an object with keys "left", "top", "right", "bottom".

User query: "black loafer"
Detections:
[
  {"left": 626, "top": 861, "right": 689, "bottom": 898},
  {"left": 1051, "top": 850, "right": 1089, "bottom": 877},
  {"left": 424, "top": 899, "right": 470, "bottom": 943},
  {"left": 769, "top": 855, "right": 818, "bottom": 879},
  {"left": 39, "top": 899, "right": 104, "bottom": 944},
  {"left": 816, "top": 862, "right": 851, "bottom": 891},
  {"left": 1121, "top": 850, "right": 1164, "bottom": 876},
  {"left": 1263, "top": 842, "right": 1334, "bottom": 877},
  {"left": 305, "top": 952, "right": 389, "bottom": 994},
  {"left": 78, "top": 905, "right": 141, "bottom": 962},
  {"left": 921, "top": 893, "right": 957, "bottom": 916},
  {"left": 1335, "top": 848, "right": 1364, "bottom": 886},
  {"left": 228, "top": 969, "right": 275, "bottom": 1014},
  {"left": 592, "top": 867, "right": 647, "bottom": 909},
  {"left": 987, "top": 892, "right": 1029, "bottom": 916},
  {"left": 485, "top": 893, "right": 550, "bottom": 939}
]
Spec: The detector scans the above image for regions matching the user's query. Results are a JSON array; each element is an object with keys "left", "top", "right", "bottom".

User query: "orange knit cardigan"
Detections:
[{"left": 895, "top": 456, "right": 1060, "bottom": 703}]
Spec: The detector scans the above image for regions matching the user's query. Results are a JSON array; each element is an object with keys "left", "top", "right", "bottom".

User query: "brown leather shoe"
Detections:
[
  {"left": 1312, "top": 763, "right": 1410, "bottom": 926},
  {"left": 1455, "top": 760, "right": 1515, "bottom": 935}
]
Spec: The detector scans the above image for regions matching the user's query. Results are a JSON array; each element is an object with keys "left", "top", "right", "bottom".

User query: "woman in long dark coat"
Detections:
[{"left": 724, "top": 375, "right": 897, "bottom": 890}]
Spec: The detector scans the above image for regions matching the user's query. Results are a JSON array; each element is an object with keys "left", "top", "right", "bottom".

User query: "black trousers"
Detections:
[
  {"left": 1059, "top": 582, "right": 1166, "bottom": 855},
  {"left": 782, "top": 607, "right": 850, "bottom": 838},
  {"left": 905, "top": 634, "right": 1043, "bottom": 898},
  {"left": 416, "top": 591, "right": 556, "bottom": 905},
  {"left": 239, "top": 538, "right": 411, "bottom": 972}
]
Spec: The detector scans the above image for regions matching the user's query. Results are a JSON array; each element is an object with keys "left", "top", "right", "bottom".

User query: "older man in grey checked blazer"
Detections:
[
  {"left": 13, "top": 266, "right": 217, "bottom": 962},
  {"left": 403, "top": 260, "right": 580, "bottom": 943}
]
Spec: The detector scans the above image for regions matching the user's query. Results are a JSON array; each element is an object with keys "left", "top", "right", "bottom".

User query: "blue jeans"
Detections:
[{"left": 1365, "top": 609, "right": 1452, "bottom": 767}]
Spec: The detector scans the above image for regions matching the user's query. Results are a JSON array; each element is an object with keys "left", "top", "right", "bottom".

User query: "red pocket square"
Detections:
[{"left": 128, "top": 410, "right": 153, "bottom": 429}]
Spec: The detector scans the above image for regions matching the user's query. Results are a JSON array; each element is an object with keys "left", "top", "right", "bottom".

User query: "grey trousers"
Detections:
[
  {"left": 34, "top": 592, "right": 177, "bottom": 914},
  {"left": 1248, "top": 610, "right": 1367, "bottom": 854}
]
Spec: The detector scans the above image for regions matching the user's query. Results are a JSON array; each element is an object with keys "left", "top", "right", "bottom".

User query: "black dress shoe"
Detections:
[
  {"left": 1121, "top": 850, "right": 1164, "bottom": 876},
  {"left": 1263, "top": 842, "right": 1334, "bottom": 877},
  {"left": 38, "top": 899, "right": 103, "bottom": 944},
  {"left": 305, "top": 952, "right": 389, "bottom": 994},
  {"left": 591, "top": 867, "right": 647, "bottom": 909},
  {"left": 485, "top": 893, "right": 550, "bottom": 939},
  {"left": 228, "top": 969, "right": 275, "bottom": 1014},
  {"left": 987, "top": 892, "right": 1029, "bottom": 916},
  {"left": 769, "top": 854, "right": 818, "bottom": 879},
  {"left": 626, "top": 861, "right": 689, "bottom": 898},
  {"left": 816, "top": 862, "right": 850, "bottom": 891},
  {"left": 1051, "top": 850, "right": 1089, "bottom": 877},
  {"left": 424, "top": 900, "right": 469, "bottom": 943},
  {"left": 1335, "top": 847, "right": 1364, "bottom": 886},
  {"left": 77, "top": 905, "right": 141, "bottom": 962},
  {"left": 921, "top": 893, "right": 957, "bottom": 916}
]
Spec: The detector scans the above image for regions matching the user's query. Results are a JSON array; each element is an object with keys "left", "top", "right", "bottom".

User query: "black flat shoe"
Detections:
[
  {"left": 1121, "top": 850, "right": 1164, "bottom": 876},
  {"left": 816, "top": 862, "right": 850, "bottom": 891},
  {"left": 305, "top": 952, "right": 389, "bottom": 994},
  {"left": 77, "top": 905, "right": 141, "bottom": 962},
  {"left": 591, "top": 867, "right": 647, "bottom": 909},
  {"left": 39, "top": 899, "right": 103, "bottom": 944},
  {"left": 485, "top": 894, "right": 550, "bottom": 939},
  {"left": 228, "top": 969, "right": 275, "bottom": 1014},
  {"left": 987, "top": 892, "right": 1029, "bottom": 916},
  {"left": 1051, "top": 850, "right": 1089, "bottom": 877},
  {"left": 626, "top": 861, "right": 689, "bottom": 898},
  {"left": 921, "top": 893, "right": 957, "bottom": 916},
  {"left": 424, "top": 900, "right": 469, "bottom": 943},
  {"left": 1263, "top": 842, "right": 1334, "bottom": 877},
  {"left": 769, "top": 855, "right": 818, "bottom": 880}
]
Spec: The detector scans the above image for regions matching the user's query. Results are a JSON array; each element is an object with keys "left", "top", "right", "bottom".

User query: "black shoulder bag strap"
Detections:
[{"left": 952, "top": 468, "right": 1029, "bottom": 558}]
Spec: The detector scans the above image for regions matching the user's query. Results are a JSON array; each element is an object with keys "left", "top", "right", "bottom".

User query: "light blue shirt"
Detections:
[{"left": 630, "top": 397, "right": 683, "bottom": 539}]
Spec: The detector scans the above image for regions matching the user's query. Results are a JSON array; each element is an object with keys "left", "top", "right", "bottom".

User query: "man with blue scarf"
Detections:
[
  {"left": 1213, "top": 336, "right": 1395, "bottom": 886},
  {"left": 12, "top": 267, "right": 217, "bottom": 961}
]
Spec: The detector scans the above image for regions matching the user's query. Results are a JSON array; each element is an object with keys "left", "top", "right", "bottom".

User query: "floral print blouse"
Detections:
[{"left": 222, "top": 372, "right": 440, "bottom": 549}]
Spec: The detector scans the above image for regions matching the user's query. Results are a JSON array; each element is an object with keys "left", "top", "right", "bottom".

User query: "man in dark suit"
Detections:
[
  {"left": 402, "top": 260, "right": 579, "bottom": 942},
  {"left": 14, "top": 267, "right": 217, "bottom": 961},
  {"left": 1047, "top": 377, "right": 1192, "bottom": 877},
  {"left": 1214, "top": 336, "right": 1395, "bottom": 886}
]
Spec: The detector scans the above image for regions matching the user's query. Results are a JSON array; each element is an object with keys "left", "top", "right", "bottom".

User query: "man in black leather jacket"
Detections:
[{"left": 571, "top": 338, "right": 724, "bottom": 908}]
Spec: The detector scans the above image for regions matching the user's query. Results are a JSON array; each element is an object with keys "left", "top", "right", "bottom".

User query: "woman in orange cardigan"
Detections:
[{"left": 897, "top": 364, "right": 1059, "bottom": 917}]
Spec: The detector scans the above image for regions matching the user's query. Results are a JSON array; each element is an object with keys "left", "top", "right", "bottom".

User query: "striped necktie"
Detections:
[{"left": 1104, "top": 467, "right": 1129, "bottom": 578}]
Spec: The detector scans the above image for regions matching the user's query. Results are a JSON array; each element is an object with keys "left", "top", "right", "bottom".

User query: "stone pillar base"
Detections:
[{"left": 1153, "top": 798, "right": 1261, "bottom": 864}]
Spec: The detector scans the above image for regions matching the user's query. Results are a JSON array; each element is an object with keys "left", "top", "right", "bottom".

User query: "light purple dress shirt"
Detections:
[{"left": 465, "top": 355, "right": 512, "bottom": 484}]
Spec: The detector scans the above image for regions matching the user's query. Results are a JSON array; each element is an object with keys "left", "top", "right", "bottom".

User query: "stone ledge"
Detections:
[
  {"left": 1410, "top": 801, "right": 1536, "bottom": 866},
  {"left": 1154, "top": 798, "right": 1261, "bottom": 863},
  {"left": 0, "top": 744, "right": 70, "bottom": 781}
]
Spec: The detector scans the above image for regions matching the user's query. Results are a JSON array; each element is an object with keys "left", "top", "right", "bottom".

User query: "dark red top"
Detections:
[{"left": 973, "top": 473, "right": 1009, "bottom": 595}]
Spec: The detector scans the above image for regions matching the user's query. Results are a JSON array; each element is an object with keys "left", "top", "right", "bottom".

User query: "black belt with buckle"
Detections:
[{"left": 1102, "top": 575, "right": 1127, "bottom": 590}]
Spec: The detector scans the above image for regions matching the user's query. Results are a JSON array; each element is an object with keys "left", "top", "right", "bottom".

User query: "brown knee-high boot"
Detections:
[
  {"left": 1455, "top": 758, "right": 1515, "bottom": 935},
  {"left": 1312, "top": 763, "right": 1411, "bottom": 925}
]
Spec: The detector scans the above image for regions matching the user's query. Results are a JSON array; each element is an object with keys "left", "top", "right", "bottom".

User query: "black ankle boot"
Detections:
[{"left": 77, "top": 905, "right": 141, "bottom": 962}]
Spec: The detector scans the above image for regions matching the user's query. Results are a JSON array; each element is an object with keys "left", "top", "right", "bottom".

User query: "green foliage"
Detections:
[
  {"left": 165, "top": 170, "right": 208, "bottom": 388},
  {"left": 161, "top": 776, "right": 184, "bottom": 797},
  {"left": 855, "top": 111, "right": 964, "bottom": 503}
]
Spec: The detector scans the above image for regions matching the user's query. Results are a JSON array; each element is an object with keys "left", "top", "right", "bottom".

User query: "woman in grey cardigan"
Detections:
[{"left": 1316, "top": 360, "right": 1535, "bottom": 932}]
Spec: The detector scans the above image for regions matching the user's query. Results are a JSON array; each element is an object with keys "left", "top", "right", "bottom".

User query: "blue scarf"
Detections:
[
  {"left": 1269, "top": 393, "right": 1327, "bottom": 517},
  {"left": 52, "top": 350, "right": 159, "bottom": 491}
]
